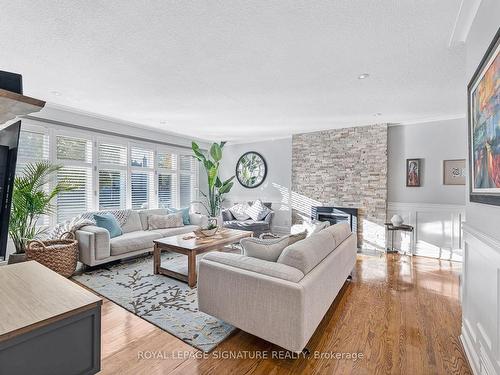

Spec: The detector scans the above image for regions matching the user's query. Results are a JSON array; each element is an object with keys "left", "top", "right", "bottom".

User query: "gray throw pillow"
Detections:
[
  {"left": 241, "top": 231, "right": 307, "bottom": 262},
  {"left": 241, "top": 236, "right": 290, "bottom": 262},
  {"left": 148, "top": 212, "right": 184, "bottom": 230}
]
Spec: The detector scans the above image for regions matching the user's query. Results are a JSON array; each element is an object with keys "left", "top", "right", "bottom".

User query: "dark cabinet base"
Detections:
[{"left": 0, "top": 305, "right": 101, "bottom": 375}]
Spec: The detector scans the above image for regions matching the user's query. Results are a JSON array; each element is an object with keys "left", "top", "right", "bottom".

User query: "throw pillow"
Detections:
[
  {"left": 229, "top": 203, "right": 251, "bottom": 221},
  {"left": 94, "top": 213, "right": 123, "bottom": 239},
  {"left": 241, "top": 235, "right": 290, "bottom": 262},
  {"left": 148, "top": 212, "right": 184, "bottom": 230},
  {"left": 287, "top": 230, "right": 307, "bottom": 245},
  {"left": 245, "top": 200, "right": 271, "bottom": 221},
  {"left": 167, "top": 207, "right": 191, "bottom": 225}
]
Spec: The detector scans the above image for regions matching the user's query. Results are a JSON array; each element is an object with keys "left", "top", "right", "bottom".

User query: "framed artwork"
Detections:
[
  {"left": 468, "top": 27, "right": 500, "bottom": 206},
  {"left": 235, "top": 151, "right": 267, "bottom": 188},
  {"left": 406, "top": 158, "right": 421, "bottom": 187},
  {"left": 443, "top": 159, "right": 466, "bottom": 185}
]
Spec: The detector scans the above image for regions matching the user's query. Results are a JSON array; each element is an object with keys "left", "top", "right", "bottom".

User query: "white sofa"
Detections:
[
  {"left": 197, "top": 223, "right": 357, "bottom": 353},
  {"left": 76, "top": 209, "right": 207, "bottom": 266}
]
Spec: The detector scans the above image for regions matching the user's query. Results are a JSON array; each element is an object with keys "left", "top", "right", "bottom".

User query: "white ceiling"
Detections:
[{"left": 1, "top": 1, "right": 466, "bottom": 141}]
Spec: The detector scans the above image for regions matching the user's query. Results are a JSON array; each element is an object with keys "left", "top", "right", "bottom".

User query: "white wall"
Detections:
[
  {"left": 388, "top": 119, "right": 467, "bottom": 205},
  {"left": 460, "top": 1, "right": 500, "bottom": 374},
  {"left": 219, "top": 138, "right": 292, "bottom": 234}
]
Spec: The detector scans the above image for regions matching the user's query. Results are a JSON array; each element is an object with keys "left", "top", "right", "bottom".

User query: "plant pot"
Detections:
[{"left": 7, "top": 253, "right": 26, "bottom": 264}]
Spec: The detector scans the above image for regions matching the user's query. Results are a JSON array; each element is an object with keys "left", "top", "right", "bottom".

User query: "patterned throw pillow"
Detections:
[
  {"left": 229, "top": 203, "right": 251, "bottom": 221},
  {"left": 148, "top": 212, "right": 184, "bottom": 230},
  {"left": 245, "top": 200, "right": 271, "bottom": 221}
]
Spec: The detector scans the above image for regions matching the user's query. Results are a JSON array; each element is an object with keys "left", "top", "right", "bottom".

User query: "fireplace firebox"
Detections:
[{"left": 311, "top": 206, "right": 358, "bottom": 234}]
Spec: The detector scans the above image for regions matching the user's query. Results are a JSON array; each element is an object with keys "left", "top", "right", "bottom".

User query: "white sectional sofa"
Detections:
[
  {"left": 197, "top": 223, "right": 357, "bottom": 353},
  {"left": 76, "top": 209, "right": 207, "bottom": 266}
]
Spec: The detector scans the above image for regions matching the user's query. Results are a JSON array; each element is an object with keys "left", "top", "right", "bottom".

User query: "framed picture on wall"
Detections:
[
  {"left": 406, "top": 158, "right": 421, "bottom": 187},
  {"left": 443, "top": 159, "right": 466, "bottom": 185},
  {"left": 468, "top": 27, "right": 500, "bottom": 206}
]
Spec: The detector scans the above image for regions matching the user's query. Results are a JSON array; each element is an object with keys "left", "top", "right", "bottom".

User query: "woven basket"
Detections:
[{"left": 26, "top": 232, "right": 78, "bottom": 278}]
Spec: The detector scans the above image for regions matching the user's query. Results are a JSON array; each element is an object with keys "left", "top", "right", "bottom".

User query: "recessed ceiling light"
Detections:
[
  {"left": 374, "top": 112, "right": 382, "bottom": 116},
  {"left": 358, "top": 73, "right": 370, "bottom": 80},
  {"left": 159, "top": 120, "right": 167, "bottom": 125},
  {"left": 50, "top": 90, "right": 61, "bottom": 96}
]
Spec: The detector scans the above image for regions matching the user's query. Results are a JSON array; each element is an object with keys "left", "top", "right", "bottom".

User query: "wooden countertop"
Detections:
[
  {"left": 0, "top": 261, "right": 101, "bottom": 342},
  {"left": 0, "top": 88, "right": 45, "bottom": 124}
]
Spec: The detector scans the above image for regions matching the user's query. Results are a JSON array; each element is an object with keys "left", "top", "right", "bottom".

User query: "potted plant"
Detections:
[
  {"left": 8, "top": 162, "right": 73, "bottom": 264},
  {"left": 191, "top": 141, "right": 234, "bottom": 225}
]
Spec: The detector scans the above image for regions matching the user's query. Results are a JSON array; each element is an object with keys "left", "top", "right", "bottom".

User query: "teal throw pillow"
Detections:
[
  {"left": 167, "top": 207, "right": 191, "bottom": 225},
  {"left": 94, "top": 213, "right": 123, "bottom": 238}
]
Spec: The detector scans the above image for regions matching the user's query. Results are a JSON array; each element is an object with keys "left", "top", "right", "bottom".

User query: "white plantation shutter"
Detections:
[
  {"left": 56, "top": 135, "right": 92, "bottom": 163},
  {"left": 158, "top": 151, "right": 177, "bottom": 169},
  {"left": 131, "top": 146, "right": 153, "bottom": 168},
  {"left": 17, "top": 130, "right": 49, "bottom": 161},
  {"left": 99, "top": 170, "right": 126, "bottom": 209},
  {"left": 98, "top": 142, "right": 127, "bottom": 210},
  {"left": 98, "top": 143, "right": 127, "bottom": 166},
  {"left": 131, "top": 172, "right": 153, "bottom": 209},
  {"left": 179, "top": 154, "right": 195, "bottom": 172},
  {"left": 55, "top": 135, "right": 93, "bottom": 221},
  {"left": 56, "top": 167, "right": 92, "bottom": 222},
  {"left": 16, "top": 128, "right": 51, "bottom": 226},
  {"left": 158, "top": 173, "right": 176, "bottom": 208},
  {"left": 179, "top": 173, "right": 196, "bottom": 208}
]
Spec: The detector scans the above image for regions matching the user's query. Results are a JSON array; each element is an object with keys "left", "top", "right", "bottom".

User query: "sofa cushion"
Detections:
[
  {"left": 229, "top": 203, "right": 251, "bottom": 221},
  {"left": 167, "top": 207, "right": 191, "bottom": 225},
  {"left": 202, "top": 252, "right": 305, "bottom": 282},
  {"left": 221, "top": 209, "right": 234, "bottom": 221},
  {"left": 148, "top": 212, "right": 184, "bottom": 230},
  {"left": 277, "top": 230, "right": 336, "bottom": 274},
  {"left": 93, "top": 213, "right": 122, "bottom": 238},
  {"left": 151, "top": 225, "right": 198, "bottom": 237},
  {"left": 224, "top": 220, "right": 269, "bottom": 232},
  {"left": 246, "top": 200, "right": 271, "bottom": 221},
  {"left": 120, "top": 211, "right": 142, "bottom": 233},
  {"left": 110, "top": 231, "right": 162, "bottom": 256},
  {"left": 241, "top": 236, "right": 290, "bottom": 262},
  {"left": 138, "top": 209, "right": 170, "bottom": 230},
  {"left": 324, "top": 223, "right": 351, "bottom": 244}
]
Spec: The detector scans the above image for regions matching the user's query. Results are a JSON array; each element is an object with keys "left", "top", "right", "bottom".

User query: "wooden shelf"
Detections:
[{"left": 0, "top": 88, "right": 45, "bottom": 125}]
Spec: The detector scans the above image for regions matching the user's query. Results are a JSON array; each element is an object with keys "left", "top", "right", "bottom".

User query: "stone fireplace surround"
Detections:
[{"left": 292, "top": 124, "right": 388, "bottom": 250}]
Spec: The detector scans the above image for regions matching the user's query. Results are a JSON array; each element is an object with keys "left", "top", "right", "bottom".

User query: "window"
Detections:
[
  {"left": 131, "top": 172, "right": 152, "bottom": 209},
  {"left": 179, "top": 154, "right": 197, "bottom": 208},
  {"left": 55, "top": 135, "right": 93, "bottom": 222},
  {"left": 16, "top": 123, "right": 199, "bottom": 223},
  {"left": 131, "top": 146, "right": 153, "bottom": 168},
  {"left": 56, "top": 135, "right": 92, "bottom": 163},
  {"left": 99, "top": 170, "right": 126, "bottom": 209},
  {"left": 56, "top": 167, "right": 92, "bottom": 222},
  {"left": 98, "top": 142, "right": 127, "bottom": 210}
]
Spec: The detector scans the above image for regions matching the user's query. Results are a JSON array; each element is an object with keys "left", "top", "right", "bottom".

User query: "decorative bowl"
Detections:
[{"left": 200, "top": 227, "right": 218, "bottom": 237}]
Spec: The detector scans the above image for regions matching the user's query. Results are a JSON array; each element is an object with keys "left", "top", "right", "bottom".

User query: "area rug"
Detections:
[{"left": 73, "top": 251, "right": 237, "bottom": 352}]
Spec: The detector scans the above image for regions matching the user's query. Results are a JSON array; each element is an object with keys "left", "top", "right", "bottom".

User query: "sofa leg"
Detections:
[{"left": 347, "top": 273, "right": 353, "bottom": 281}]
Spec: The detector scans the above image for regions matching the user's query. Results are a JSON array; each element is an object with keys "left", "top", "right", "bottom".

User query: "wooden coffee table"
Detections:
[{"left": 153, "top": 228, "right": 253, "bottom": 287}]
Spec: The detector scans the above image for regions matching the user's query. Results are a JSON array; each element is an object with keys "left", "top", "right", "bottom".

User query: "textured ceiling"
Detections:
[{"left": 0, "top": 1, "right": 465, "bottom": 141}]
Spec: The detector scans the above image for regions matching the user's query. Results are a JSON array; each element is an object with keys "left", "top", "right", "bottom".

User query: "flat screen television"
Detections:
[{"left": 0, "top": 121, "right": 21, "bottom": 260}]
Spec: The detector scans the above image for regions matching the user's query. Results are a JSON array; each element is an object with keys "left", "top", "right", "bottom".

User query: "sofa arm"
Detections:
[
  {"left": 189, "top": 213, "right": 208, "bottom": 227},
  {"left": 198, "top": 256, "right": 306, "bottom": 352},
  {"left": 263, "top": 211, "right": 274, "bottom": 224},
  {"left": 75, "top": 225, "right": 111, "bottom": 266}
]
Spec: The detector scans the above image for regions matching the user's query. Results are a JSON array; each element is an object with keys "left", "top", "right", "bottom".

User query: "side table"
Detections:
[{"left": 385, "top": 223, "right": 414, "bottom": 254}]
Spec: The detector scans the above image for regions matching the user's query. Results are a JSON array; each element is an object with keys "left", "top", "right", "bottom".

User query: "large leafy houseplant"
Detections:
[
  {"left": 191, "top": 141, "right": 234, "bottom": 217},
  {"left": 9, "top": 162, "right": 74, "bottom": 254}
]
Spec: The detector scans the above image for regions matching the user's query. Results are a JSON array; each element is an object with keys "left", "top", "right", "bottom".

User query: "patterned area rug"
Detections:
[{"left": 73, "top": 251, "right": 237, "bottom": 352}]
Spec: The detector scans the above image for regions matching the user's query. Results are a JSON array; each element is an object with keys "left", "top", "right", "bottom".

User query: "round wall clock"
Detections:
[{"left": 235, "top": 151, "right": 267, "bottom": 188}]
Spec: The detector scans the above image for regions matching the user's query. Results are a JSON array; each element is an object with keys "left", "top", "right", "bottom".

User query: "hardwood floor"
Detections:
[{"left": 98, "top": 253, "right": 472, "bottom": 374}]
